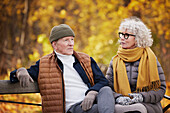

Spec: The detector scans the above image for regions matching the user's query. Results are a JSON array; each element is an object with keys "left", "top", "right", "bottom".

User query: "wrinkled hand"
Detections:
[
  {"left": 116, "top": 96, "right": 133, "bottom": 105},
  {"left": 80, "top": 91, "right": 98, "bottom": 111},
  {"left": 128, "top": 93, "right": 143, "bottom": 103},
  {"left": 17, "top": 67, "right": 34, "bottom": 87}
]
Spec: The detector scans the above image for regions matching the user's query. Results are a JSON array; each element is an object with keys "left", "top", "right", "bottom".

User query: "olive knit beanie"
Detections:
[{"left": 49, "top": 24, "right": 75, "bottom": 43}]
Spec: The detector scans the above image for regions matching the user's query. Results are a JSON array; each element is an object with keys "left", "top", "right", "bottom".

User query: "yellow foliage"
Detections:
[
  {"left": 15, "top": 37, "right": 20, "bottom": 43},
  {"left": 37, "top": 34, "right": 46, "bottom": 43},
  {"left": 0, "top": 94, "right": 42, "bottom": 113},
  {"left": 37, "top": 34, "right": 53, "bottom": 56},
  {"left": 47, "top": 5, "right": 54, "bottom": 12},
  {"left": 29, "top": 50, "right": 40, "bottom": 62},
  {"left": 165, "top": 31, "right": 170, "bottom": 40},
  {"left": 59, "top": 9, "right": 66, "bottom": 19},
  {"left": 128, "top": 1, "right": 139, "bottom": 10},
  {"left": 16, "top": 59, "right": 22, "bottom": 68},
  {"left": 90, "top": 26, "right": 96, "bottom": 31},
  {"left": 0, "top": 0, "right": 170, "bottom": 112}
]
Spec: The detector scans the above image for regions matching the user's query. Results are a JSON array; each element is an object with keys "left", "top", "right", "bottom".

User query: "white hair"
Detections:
[{"left": 119, "top": 17, "right": 153, "bottom": 47}]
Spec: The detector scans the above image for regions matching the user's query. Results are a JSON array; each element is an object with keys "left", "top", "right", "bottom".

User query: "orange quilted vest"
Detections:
[{"left": 38, "top": 51, "right": 94, "bottom": 113}]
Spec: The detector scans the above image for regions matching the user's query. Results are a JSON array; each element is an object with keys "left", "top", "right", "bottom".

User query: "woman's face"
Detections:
[{"left": 119, "top": 31, "right": 136, "bottom": 49}]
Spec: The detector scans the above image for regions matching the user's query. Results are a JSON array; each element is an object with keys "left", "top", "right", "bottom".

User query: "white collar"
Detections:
[{"left": 54, "top": 50, "right": 74, "bottom": 63}]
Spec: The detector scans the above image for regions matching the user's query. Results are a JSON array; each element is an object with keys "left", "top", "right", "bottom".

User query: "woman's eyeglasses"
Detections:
[{"left": 118, "top": 32, "right": 136, "bottom": 39}]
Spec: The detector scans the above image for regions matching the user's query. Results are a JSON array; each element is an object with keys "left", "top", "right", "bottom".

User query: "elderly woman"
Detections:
[{"left": 106, "top": 17, "right": 166, "bottom": 113}]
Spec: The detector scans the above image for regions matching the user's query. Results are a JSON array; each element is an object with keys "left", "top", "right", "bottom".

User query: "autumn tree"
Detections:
[{"left": 0, "top": 0, "right": 169, "bottom": 80}]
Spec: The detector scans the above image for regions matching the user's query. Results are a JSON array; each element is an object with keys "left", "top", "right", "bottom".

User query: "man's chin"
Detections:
[{"left": 66, "top": 51, "right": 73, "bottom": 55}]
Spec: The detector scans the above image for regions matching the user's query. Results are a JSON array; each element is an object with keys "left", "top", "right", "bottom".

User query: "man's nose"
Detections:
[{"left": 68, "top": 40, "right": 74, "bottom": 45}]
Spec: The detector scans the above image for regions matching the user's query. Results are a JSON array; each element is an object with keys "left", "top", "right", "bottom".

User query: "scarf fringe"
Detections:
[{"left": 134, "top": 80, "right": 161, "bottom": 93}]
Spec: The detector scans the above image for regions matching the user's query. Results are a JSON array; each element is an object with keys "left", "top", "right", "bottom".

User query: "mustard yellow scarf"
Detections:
[{"left": 113, "top": 46, "right": 160, "bottom": 96}]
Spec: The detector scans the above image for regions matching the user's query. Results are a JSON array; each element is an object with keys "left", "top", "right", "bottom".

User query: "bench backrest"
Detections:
[{"left": 0, "top": 80, "right": 39, "bottom": 94}]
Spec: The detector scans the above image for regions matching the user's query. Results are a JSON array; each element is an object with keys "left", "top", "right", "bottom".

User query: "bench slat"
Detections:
[{"left": 0, "top": 80, "right": 40, "bottom": 94}]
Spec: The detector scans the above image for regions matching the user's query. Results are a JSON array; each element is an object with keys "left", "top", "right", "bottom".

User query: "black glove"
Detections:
[
  {"left": 128, "top": 93, "right": 143, "bottom": 103},
  {"left": 80, "top": 91, "right": 98, "bottom": 111},
  {"left": 17, "top": 67, "right": 34, "bottom": 87}
]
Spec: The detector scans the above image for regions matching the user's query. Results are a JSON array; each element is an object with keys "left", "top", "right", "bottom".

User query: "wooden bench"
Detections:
[
  {"left": 0, "top": 80, "right": 41, "bottom": 106},
  {"left": 0, "top": 80, "right": 169, "bottom": 112}
]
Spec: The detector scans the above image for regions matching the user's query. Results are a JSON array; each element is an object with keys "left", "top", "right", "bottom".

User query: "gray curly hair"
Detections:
[{"left": 118, "top": 17, "right": 153, "bottom": 47}]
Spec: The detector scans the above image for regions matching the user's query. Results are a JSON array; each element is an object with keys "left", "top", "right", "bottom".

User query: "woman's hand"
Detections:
[
  {"left": 129, "top": 93, "right": 143, "bottom": 103},
  {"left": 116, "top": 96, "right": 133, "bottom": 105}
]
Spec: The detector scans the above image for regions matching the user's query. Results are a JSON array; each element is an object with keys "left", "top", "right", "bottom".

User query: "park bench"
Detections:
[{"left": 0, "top": 80, "right": 169, "bottom": 112}]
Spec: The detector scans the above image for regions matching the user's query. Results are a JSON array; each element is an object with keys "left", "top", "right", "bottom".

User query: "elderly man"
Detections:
[{"left": 10, "top": 24, "right": 115, "bottom": 113}]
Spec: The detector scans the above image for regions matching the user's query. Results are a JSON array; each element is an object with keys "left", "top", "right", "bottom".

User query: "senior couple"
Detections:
[{"left": 10, "top": 17, "right": 166, "bottom": 113}]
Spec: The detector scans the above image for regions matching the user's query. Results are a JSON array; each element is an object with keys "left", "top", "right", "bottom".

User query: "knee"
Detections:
[{"left": 99, "top": 86, "right": 112, "bottom": 93}]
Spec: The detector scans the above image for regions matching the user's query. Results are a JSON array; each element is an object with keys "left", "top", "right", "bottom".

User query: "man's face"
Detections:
[{"left": 52, "top": 36, "right": 74, "bottom": 55}]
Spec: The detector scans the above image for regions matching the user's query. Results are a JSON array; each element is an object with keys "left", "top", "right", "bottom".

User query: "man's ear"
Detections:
[
  {"left": 52, "top": 41, "right": 57, "bottom": 50},
  {"left": 51, "top": 41, "right": 55, "bottom": 47}
]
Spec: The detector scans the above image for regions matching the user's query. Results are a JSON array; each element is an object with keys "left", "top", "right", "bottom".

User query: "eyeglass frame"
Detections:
[{"left": 118, "top": 32, "right": 136, "bottom": 39}]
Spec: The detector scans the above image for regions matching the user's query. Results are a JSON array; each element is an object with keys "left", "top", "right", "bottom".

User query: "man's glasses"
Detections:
[{"left": 118, "top": 32, "right": 136, "bottom": 39}]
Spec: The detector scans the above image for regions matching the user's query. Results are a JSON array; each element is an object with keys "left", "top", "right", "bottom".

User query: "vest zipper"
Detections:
[
  {"left": 61, "top": 71, "right": 65, "bottom": 113},
  {"left": 55, "top": 62, "right": 65, "bottom": 113}
]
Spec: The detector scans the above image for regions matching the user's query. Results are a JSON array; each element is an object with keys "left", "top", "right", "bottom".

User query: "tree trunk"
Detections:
[
  {"left": 20, "top": 0, "right": 29, "bottom": 47},
  {"left": 159, "top": 33, "right": 170, "bottom": 81}
]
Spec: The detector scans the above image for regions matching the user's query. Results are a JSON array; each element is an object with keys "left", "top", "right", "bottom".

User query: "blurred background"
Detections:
[{"left": 0, "top": 0, "right": 169, "bottom": 112}]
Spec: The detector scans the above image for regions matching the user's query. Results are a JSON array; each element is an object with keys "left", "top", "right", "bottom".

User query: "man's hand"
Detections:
[
  {"left": 116, "top": 96, "right": 133, "bottom": 105},
  {"left": 80, "top": 91, "right": 98, "bottom": 111},
  {"left": 16, "top": 67, "right": 34, "bottom": 87},
  {"left": 128, "top": 93, "right": 143, "bottom": 103}
]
